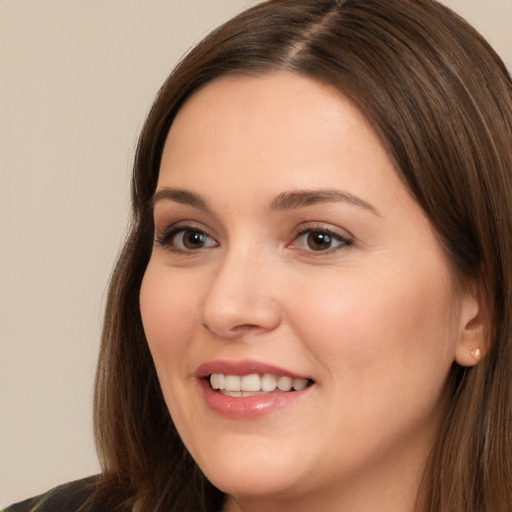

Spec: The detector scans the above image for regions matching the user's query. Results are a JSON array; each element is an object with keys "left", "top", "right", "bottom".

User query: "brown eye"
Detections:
[
  {"left": 306, "top": 231, "right": 334, "bottom": 251},
  {"left": 173, "top": 229, "right": 217, "bottom": 251},
  {"left": 180, "top": 230, "right": 209, "bottom": 249},
  {"left": 292, "top": 228, "right": 351, "bottom": 253},
  {"left": 156, "top": 226, "right": 218, "bottom": 252}
]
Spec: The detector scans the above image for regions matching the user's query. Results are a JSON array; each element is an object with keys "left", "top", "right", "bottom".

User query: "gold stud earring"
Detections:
[{"left": 469, "top": 346, "right": 481, "bottom": 361}]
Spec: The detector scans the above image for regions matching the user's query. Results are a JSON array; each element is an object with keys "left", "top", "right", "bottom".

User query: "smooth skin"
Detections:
[{"left": 140, "top": 73, "right": 484, "bottom": 512}]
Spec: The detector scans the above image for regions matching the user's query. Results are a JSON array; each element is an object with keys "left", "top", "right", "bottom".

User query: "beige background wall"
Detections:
[{"left": 1, "top": 0, "right": 511, "bottom": 506}]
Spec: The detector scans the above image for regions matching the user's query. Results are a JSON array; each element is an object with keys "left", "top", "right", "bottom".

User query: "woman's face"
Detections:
[{"left": 140, "top": 73, "right": 480, "bottom": 510}]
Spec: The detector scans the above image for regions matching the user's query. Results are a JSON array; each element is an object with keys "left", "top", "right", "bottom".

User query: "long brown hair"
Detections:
[{"left": 93, "top": 1, "right": 512, "bottom": 510}]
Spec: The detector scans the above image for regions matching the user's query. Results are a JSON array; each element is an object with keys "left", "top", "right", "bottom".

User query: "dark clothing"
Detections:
[{"left": 3, "top": 477, "right": 102, "bottom": 512}]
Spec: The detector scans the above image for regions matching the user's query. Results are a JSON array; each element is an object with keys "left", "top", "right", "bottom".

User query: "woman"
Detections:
[{"left": 6, "top": 0, "right": 512, "bottom": 511}]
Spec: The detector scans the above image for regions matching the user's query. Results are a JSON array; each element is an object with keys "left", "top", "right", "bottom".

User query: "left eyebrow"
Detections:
[
  {"left": 151, "top": 188, "right": 211, "bottom": 212},
  {"left": 269, "top": 189, "right": 380, "bottom": 216}
]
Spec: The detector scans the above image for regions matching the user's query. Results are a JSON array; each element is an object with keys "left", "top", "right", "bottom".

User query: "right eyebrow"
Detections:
[
  {"left": 151, "top": 188, "right": 211, "bottom": 211},
  {"left": 269, "top": 189, "right": 380, "bottom": 216}
]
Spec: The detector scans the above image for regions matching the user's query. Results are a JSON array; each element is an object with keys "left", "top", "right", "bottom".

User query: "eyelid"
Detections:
[
  {"left": 154, "top": 221, "right": 218, "bottom": 252},
  {"left": 288, "top": 222, "right": 354, "bottom": 253}
]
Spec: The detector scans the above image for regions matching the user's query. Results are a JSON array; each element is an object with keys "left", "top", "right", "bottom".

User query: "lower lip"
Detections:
[{"left": 199, "top": 379, "right": 312, "bottom": 419}]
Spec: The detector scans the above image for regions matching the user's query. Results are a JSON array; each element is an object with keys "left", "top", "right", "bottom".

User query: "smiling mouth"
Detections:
[{"left": 209, "top": 373, "right": 313, "bottom": 397}]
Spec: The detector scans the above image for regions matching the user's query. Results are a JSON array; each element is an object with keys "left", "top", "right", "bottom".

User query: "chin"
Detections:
[
  {"left": 196, "top": 446, "right": 305, "bottom": 498},
  {"left": 208, "top": 471, "right": 300, "bottom": 501}
]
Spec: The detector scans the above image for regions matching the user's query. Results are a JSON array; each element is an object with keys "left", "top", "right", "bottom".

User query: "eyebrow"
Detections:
[
  {"left": 151, "top": 187, "right": 380, "bottom": 216},
  {"left": 270, "top": 189, "right": 380, "bottom": 216},
  {"left": 152, "top": 188, "right": 211, "bottom": 211}
]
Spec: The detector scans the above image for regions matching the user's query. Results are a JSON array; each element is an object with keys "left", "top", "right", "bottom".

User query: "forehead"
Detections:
[
  {"left": 159, "top": 73, "right": 396, "bottom": 197},
  {"left": 167, "top": 72, "right": 369, "bottom": 144}
]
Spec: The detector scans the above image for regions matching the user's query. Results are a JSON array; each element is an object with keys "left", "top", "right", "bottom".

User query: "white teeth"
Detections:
[
  {"left": 225, "top": 375, "right": 241, "bottom": 391},
  {"left": 261, "top": 374, "right": 277, "bottom": 392},
  {"left": 209, "top": 373, "right": 309, "bottom": 393},
  {"left": 223, "top": 390, "right": 262, "bottom": 397},
  {"left": 241, "top": 374, "right": 260, "bottom": 392},
  {"left": 210, "top": 373, "right": 225, "bottom": 390},
  {"left": 277, "top": 376, "right": 293, "bottom": 391},
  {"left": 292, "top": 377, "right": 308, "bottom": 391}
]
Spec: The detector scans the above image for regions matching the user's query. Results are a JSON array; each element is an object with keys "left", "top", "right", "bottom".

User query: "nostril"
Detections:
[{"left": 232, "top": 324, "right": 264, "bottom": 331}]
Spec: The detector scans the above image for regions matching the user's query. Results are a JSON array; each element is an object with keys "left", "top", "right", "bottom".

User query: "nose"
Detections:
[{"left": 201, "top": 248, "right": 282, "bottom": 339}]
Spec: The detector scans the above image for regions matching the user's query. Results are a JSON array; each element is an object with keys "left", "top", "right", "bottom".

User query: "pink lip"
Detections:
[
  {"left": 195, "top": 359, "right": 309, "bottom": 379},
  {"left": 195, "top": 359, "right": 314, "bottom": 420}
]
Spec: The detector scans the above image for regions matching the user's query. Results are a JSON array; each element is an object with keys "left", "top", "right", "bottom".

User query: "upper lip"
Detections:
[{"left": 195, "top": 359, "right": 311, "bottom": 380}]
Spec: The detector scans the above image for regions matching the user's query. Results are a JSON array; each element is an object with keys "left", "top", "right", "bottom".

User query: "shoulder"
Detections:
[{"left": 3, "top": 476, "right": 103, "bottom": 512}]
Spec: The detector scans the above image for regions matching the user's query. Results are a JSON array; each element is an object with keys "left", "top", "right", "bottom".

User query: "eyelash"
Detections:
[
  {"left": 155, "top": 223, "right": 218, "bottom": 253},
  {"left": 290, "top": 225, "right": 353, "bottom": 254},
  {"left": 154, "top": 223, "right": 353, "bottom": 255}
]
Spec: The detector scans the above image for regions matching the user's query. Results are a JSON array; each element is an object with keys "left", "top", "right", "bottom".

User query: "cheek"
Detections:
[
  {"left": 290, "top": 264, "right": 459, "bottom": 395},
  {"left": 286, "top": 267, "right": 459, "bottom": 460},
  {"left": 139, "top": 263, "right": 199, "bottom": 372}
]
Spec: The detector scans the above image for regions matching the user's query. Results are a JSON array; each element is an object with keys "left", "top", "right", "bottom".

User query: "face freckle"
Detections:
[{"left": 139, "top": 72, "right": 474, "bottom": 510}]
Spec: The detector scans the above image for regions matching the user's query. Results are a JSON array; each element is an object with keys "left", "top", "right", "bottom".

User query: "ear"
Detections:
[{"left": 454, "top": 284, "right": 487, "bottom": 367}]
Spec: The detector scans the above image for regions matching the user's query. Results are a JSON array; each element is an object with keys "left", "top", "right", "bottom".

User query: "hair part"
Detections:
[{"left": 93, "top": 1, "right": 512, "bottom": 510}]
